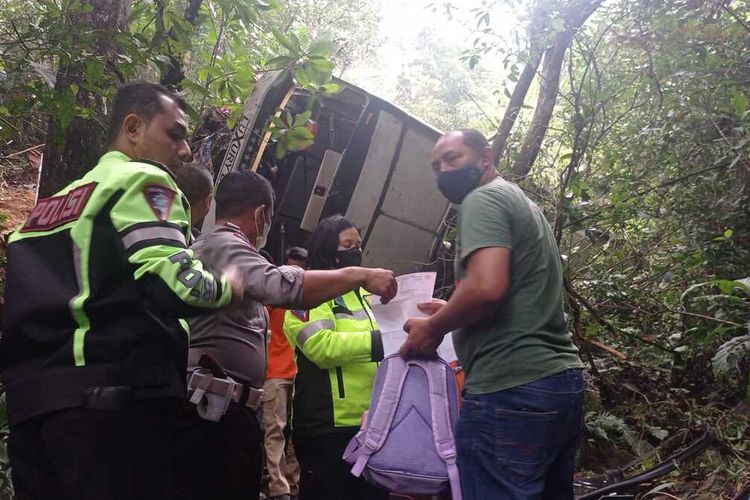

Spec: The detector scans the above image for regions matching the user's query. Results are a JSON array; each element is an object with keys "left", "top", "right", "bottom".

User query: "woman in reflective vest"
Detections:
[{"left": 284, "top": 215, "right": 386, "bottom": 500}]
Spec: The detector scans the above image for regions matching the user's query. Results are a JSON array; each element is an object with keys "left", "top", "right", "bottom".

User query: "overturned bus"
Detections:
[{"left": 204, "top": 70, "right": 450, "bottom": 276}]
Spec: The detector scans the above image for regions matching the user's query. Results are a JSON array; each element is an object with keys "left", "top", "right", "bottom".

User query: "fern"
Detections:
[
  {"left": 586, "top": 412, "right": 647, "bottom": 456},
  {"left": 712, "top": 332, "right": 750, "bottom": 377}
]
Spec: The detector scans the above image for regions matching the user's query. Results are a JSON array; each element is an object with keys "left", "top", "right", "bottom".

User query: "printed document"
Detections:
[{"left": 369, "top": 272, "right": 457, "bottom": 362}]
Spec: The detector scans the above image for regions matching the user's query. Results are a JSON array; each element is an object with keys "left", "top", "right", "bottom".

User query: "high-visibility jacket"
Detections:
[
  {"left": 1, "top": 151, "right": 231, "bottom": 425},
  {"left": 284, "top": 289, "right": 383, "bottom": 437}
]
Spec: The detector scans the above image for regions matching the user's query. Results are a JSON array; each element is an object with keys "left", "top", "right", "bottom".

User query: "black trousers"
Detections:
[
  {"left": 172, "top": 401, "right": 263, "bottom": 500},
  {"left": 8, "top": 398, "right": 179, "bottom": 500},
  {"left": 294, "top": 431, "right": 387, "bottom": 500}
]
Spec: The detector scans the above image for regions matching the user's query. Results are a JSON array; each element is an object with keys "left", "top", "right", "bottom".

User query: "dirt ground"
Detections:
[
  {"left": 0, "top": 149, "right": 40, "bottom": 289},
  {"left": 0, "top": 147, "right": 40, "bottom": 235},
  {"left": 0, "top": 184, "right": 35, "bottom": 235}
]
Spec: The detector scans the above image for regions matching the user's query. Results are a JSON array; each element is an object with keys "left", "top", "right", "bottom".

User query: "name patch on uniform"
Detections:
[
  {"left": 21, "top": 182, "right": 97, "bottom": 232},
  {"left": 143, "top": 184, "right": 176, "bottom": 221}
]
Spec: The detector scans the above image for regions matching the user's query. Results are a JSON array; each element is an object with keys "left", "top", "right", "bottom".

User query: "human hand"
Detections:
[
  {"left": 399, "top": 317, "right": 442, "bottom": 359},
  {"left": 362, "top": 268, "right": 397, "bottom": 304},
  {"left": 417, "top": 299, "right": 447, "bottom": 316}
]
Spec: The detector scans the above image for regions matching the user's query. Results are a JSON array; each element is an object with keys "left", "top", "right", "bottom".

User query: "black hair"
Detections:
[
  {"left": 174, "top": 165, "right": 213, "bottom": 205},
  {"left": 309, "top": 215, "right": 356, "bottom": 270},
  {"left": 106, "top": 81, "right": 187, "bottom": 144},
  {"left": 214, "top": 169, "right": 274, "bottom": 219},
  {"left": 457, "top": 128, "right": 490, "bottom": 155},
  {"left": 284, "top": 246, "right": 309, "bottom": 264}
]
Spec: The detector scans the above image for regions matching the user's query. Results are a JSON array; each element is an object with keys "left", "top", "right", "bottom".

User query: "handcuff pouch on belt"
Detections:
[{"left": 188, "top": 369, "right": 264, "bottom": 422}]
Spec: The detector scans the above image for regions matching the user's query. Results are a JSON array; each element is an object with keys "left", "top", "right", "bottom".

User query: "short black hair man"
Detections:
[
  {"left": 174, "top": 164, "right": 214, "bottom": 236},
  {"left": 172, "top": 170, "right": 397, "bottom": 500},
  {"left": 284, "top": 246, "right": 308, "bottom": 269},
  {"left": 400, "top": 129, "right": 585, "bottom": 499},
  {"left": 1, "top": 81, "right": 242, "bottom": 500}
]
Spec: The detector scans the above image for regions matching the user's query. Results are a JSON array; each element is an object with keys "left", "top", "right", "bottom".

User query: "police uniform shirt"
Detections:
[{"left": 187, "top": 223, "right": 305, "bottom": 388}]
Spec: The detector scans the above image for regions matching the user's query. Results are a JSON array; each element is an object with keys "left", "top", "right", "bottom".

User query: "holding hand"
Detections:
[
  {"left": 417, "top": 299, "right": 447, "bottom": 315},
  {"left": 362, "top": 268, "right": 398, "bottom": 304},
  {"left": 399, "top": 317, "right": 442, "bottom": 359}
]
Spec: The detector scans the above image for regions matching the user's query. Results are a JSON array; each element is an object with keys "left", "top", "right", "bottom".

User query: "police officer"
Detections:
[
  {"left": 172, "top": 171, "right": 397, "bottom": 500},
  {"left": 284, "top": 215, "right": 388, "bottom": 500},
  {"left": 1, "top": 81, "right": 241, "bottom": 500}
]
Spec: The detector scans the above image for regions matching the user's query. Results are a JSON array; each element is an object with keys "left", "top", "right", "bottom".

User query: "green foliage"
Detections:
[
  {"left": 713, "top": 333, "right": 750, "bottom": 377},
  {"left": 0, "top": 0, "right": 341, "bottom": 155},
  {"left": 257, "top": 0, "right": 382, "bottom": 73},
  {"left": 585, "top": 411, "right": 647, "bottom": 456}
]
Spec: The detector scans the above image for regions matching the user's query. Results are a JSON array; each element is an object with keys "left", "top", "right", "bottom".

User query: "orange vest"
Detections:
[{"left": 266, "top": 306, "right": 297, "bottom": 379}]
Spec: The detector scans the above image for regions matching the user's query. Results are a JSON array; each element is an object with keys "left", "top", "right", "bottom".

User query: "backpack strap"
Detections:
[
  {"left": 350, "top": 356, "right": 411, "bottom": 477},
  {"left": 423, "top": 359, "right": 462, "bottom": 500}
]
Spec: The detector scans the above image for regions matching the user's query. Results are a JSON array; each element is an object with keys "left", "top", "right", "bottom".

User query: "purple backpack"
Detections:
[{"left": 343, "top": 354, "right": 462, "bottom": 499}]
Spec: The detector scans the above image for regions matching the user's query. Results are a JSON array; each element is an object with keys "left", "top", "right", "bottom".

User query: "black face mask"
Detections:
[
  {"left": 335, "top": 248, "right": 362, "bottom": 268},
  {"left": 436, "top": 164, "right": 482, "bottom": 204}
]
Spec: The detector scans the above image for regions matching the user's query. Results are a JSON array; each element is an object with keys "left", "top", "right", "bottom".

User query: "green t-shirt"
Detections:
[{"left": 453, "top": 178, "right": 583, "bottom": 394}]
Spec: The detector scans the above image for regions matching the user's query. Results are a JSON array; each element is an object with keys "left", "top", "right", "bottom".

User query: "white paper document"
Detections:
[{"left": 370, "top": 272, "right": 457, "bottom": 362}]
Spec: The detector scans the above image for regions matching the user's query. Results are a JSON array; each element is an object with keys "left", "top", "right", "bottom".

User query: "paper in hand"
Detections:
[{"left": 369, "top": 272, "right": 457, "bottom": 362}]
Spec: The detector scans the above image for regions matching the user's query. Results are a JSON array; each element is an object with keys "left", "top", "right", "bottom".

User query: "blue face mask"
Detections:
[{"left": 436, "top": 164, "right": 482, "bottom": 204}]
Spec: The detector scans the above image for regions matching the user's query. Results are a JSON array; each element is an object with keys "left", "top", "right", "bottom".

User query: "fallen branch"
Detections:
[
  {"left": 670, "top": 309, "right": 745, "bottom": 328},
  {"left": 0, "top": 144, "right": 46, "bottom": 160},
  {"left": 587, "top": 338, "right": 627, "bottom": 360}
]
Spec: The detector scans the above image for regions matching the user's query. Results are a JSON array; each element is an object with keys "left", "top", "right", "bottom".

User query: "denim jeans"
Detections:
[{"left": 455, "top": 368, "right": 585, "bottom": 500}]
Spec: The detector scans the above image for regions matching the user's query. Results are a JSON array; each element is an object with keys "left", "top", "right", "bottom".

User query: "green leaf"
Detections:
[
  {"left": 308, "top": 58, "right": 335, "bottom": 75},
  {"left": 724, "top": 229, "right": 733, "bottom": 239},
  {"left": 293, "top": 110, "right": 312, "bottom": 127},
  {"left": 235, "top": 67, "right": 255, "bottom": 84},
  {"left": 320, "top": 82, "right": 341, "bottom": 94},
  {"left": 309, "top": 39, "right": 334, "bottom": 57},
  {"left": 732, "top": 93, "right": 747, "bottom": 116},
  {"left": 288, "top": 126, "right": 314, "bottom": 141},
  {"left": 70, "top": 83, "right": 79, "bottom": 96},
  {"left": 272, "top": 28, "right": 298, "bottom": 54},
  {"left": 266, "top": 56, "right": 295, "bottom": 69},
  {"left": 275, "top": 141, "right": 288, "bottom": 159},
  {"left": 712, "top": 279, "right": 742, "bottom": 295}
]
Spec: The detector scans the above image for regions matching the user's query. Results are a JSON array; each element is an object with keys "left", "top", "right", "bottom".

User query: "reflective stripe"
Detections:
[
  {"left": 334, "top": 309, "right": 370, "bottom": 321},
  {"left": 122, "top": 226, "right": 186, "bottom": 250},
  {"left": 298, "top": 319, "right": 336, "bottom": 347}
]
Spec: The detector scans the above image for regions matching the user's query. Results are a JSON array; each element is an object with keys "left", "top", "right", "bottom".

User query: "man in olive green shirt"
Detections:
[{"left": 400, "top": 129, "right": 584, "bottom": 499}]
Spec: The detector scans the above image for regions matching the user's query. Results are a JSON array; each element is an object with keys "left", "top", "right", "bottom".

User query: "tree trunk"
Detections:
[
  {"left": 491, "top": 2, "right": 548, "bottom": 165},
  {"left": 511, "top": 0, "right": 603, "bottom": 179},
  {"left": 38, "top": 0, "right": 129, "bottom": 198},
  {"left": 491, "top": 52, "right": 543, "bottom": 165}
]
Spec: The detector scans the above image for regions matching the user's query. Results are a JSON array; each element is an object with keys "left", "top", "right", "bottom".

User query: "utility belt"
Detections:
[{"left": 187, "top": 353, "right": 264, "bottom": 422}]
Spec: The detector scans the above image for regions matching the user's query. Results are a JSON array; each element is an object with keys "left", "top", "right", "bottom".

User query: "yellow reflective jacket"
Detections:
[{"left": 284, "top": 288, "right": 383, "bottom": 437}]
